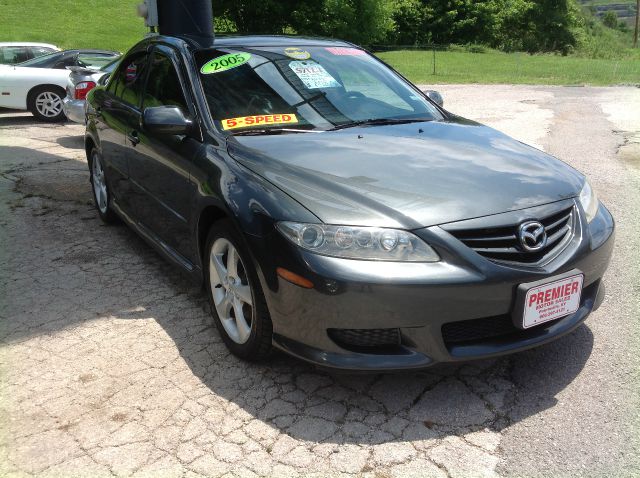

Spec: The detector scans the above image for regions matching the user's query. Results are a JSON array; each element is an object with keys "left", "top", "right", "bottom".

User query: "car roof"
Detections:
[
  {"left": 0, "top": 42, "right": 59, "bottom": 48},
  {"left": 140, "top": 34, "right": 356, "bottom": 53},
  {"left": 212, "top": 35, "right": 355, "bottom": 48}
]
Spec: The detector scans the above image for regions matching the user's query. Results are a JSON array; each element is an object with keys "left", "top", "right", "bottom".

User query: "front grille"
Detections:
[
  {"left": 448, "top": 205, "right": 575, "bottom": 265},
  {"left": 442, "top": 280, "right": 599, "bottom": 350},
  {"left": 328, "top": 328, "right": 401, "bottom": 351},
  {"left": 441, "top": 314, "right": 553, "bottom": 346}
]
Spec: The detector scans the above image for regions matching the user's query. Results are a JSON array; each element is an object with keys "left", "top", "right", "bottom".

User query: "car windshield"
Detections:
[
  {"left": 194, "top": 45, "right": 443, "bottom": 133},
  {"left": 17, "top": 51, "right": 117, "bottom": 69},
  {"left": 17, "top": 51, "right": 61, "bottom": 67}
]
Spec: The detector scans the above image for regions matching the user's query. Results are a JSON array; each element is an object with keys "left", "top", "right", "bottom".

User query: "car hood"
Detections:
[{"left": 227, "top": 119, "right": 584, "bottom": 229}]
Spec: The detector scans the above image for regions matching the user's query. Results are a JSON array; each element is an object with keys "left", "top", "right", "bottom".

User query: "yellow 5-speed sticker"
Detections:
[{"left": 221, "top": 114, "right": 299, "bottom": 130}]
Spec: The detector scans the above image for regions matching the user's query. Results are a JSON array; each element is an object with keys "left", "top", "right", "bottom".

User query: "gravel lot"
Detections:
[{"left": 0, "top": 85, "right": 639, "bottom": 478}]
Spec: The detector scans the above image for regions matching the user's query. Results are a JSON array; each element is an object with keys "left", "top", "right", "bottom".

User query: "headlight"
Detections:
[
  {"left": 578, "top": 179, "right": 599, "bottom": 223},
  {"left": 276, "top": 222, "right": 440, "bottom": 262}
]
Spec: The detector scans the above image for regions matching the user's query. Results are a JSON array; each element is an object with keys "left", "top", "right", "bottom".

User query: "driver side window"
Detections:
[
  {"left": 143, "top": 52, "right": 188, "bottom": 111},
  {"left": 108, "top": 53, "right": 149, "bottom": 108}
]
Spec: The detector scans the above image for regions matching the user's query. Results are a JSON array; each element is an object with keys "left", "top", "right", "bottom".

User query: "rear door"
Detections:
[
  {"left": 125, "top": 45, "right": 200, "bottom": 263},
  {"left": 96, "top": 51, "right": 150, "bottom": 215}
]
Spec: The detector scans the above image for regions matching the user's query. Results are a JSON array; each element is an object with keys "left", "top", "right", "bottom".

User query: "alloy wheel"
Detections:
[
  {"left": 91, "top": 153, "right": 108, "bottom": 214},
  {"left": 209, "top": 238, "right": 254, "bottom": 344},
  {"left": 35, "top": 91, "right": 63, "bottom": 118}
]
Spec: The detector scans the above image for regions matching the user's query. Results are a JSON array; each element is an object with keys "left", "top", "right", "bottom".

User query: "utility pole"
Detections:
[{"left": 635, "top": 0, "right": 639, "bottom": 48}]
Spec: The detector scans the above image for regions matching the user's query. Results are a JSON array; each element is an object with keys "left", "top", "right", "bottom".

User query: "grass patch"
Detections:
[
  {"left": 0, "top": 0, "right": 145, "bottom": 53},
  {"left": 0, "top": 0, "right": 638, "bottom": 86},
  {"left": 377, "top": 48, "right": 640, "bottom": 86}
]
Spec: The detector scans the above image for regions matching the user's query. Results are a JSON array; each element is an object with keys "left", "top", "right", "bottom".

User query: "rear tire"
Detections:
[
  {"left": 89, "top": 148, "right": 118, "bottom": 224},
  {"left": 205, "top": 220, "right": 273, "bottom": 361},
  {"left": 28, "top": 86, "right": 66, "bottom": 122}
]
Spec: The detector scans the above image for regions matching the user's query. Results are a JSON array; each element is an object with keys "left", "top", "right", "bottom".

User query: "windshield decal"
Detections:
[
  {"left": 325, "top": 47, "right": 366, "bottom": 56},
  {"left": 221, "top": 114, "right": 299, "bottom": 131},
  {"left": 284, "top": 47, "right": 311, "bottom": 60},
  {"left": 289, "top": 61, "right": 341, "bottom": 90},
  {"left": 201, "top": 52, "right": 251, "bottom": 75}
]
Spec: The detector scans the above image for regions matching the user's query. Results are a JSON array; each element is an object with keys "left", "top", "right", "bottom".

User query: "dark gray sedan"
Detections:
[{"left": 85, "top": 35, "right": 614, "bottom": 371}]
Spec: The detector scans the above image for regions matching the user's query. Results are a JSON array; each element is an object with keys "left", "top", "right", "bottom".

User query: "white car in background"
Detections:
[
  {"left": 0, "top": 49, "right": 119, "bottom": 122},
  {"left": 0, "top": 42, "right": 60, "bottom": 65}
]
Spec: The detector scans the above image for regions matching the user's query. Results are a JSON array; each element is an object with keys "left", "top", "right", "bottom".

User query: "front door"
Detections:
[{"left": 125, "top": 46, "right": 199, "bottom": 264}]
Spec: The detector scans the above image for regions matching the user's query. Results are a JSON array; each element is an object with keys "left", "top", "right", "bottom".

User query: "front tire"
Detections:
[
  {"left": 89, "top": 149, "right": 118, "bottom": 224},
  {"left": 28, "top": 86, "right": 66, "bottom": 122},
  {"left": 205, "top": 220, "right": 273, "bottom": 361}
]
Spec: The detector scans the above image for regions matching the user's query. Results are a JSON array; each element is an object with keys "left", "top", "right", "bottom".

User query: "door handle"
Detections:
[{"left": 127, "top": 130, "right": 140, "bottom": 147}]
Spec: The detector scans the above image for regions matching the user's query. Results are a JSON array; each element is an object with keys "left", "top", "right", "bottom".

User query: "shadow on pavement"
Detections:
[{"left": 1, "top": 141, "right": 595, "bottom": 448}]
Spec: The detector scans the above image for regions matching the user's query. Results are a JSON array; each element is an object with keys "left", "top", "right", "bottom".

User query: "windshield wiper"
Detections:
[
  {"left": 231, "top": 128, "right": 318, "bottom": 136},
  {"left": 327, "top": 117, "right": 432, "bottom": 131}
]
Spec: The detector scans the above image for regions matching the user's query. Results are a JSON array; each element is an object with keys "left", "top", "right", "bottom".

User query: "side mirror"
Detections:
[
  {"left": 425, "top": 90, "right": 444, "bottom": 108},
  {"left": 143, "top": 106, "right": 193, "bottom": 136}
]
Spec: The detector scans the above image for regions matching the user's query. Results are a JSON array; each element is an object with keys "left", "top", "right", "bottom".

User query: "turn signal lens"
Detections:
[
  {"left": 276, "top": 222, "right": 440, "bottom": 262},
  {"left": 276, "top": 267, "right": 314, "bottom": 289}
]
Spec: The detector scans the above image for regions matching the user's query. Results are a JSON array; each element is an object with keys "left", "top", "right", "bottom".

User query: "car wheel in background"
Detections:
[
  {"left": 89, "top": 148, "right": 118, "bottom": 224},
  {"left": 28, "top": 86, "right": 66, "bottom": 122},
  {"left": 205, "top": 220, "right": 273, "bottom": 361}
]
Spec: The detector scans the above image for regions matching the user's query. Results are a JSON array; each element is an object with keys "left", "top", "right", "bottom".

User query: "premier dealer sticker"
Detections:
[{"left": 221, "top": 114, "right": 299, "bottom": 130}]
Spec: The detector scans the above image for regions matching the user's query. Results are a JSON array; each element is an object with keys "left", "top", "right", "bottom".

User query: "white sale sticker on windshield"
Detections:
[{"left": 289, "top": 61, "right": 340, "bottom": 89}]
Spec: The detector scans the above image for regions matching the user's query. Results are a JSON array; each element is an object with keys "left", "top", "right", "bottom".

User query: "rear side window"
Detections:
[
  {"left": 0, "top": 47, "right": 31, "bottom": 64},
  {"left": 29, "top": 47, "right": 56, "bottom": 59},
  {"left": 143, "top": 53, "right": 188, "bottom": 111},
  {"left": 108, "top": 53, "right": 149, "bottom": 108}
]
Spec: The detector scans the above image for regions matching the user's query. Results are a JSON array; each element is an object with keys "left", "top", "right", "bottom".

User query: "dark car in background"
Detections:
[{"left": 84, "top": 35, "right": 614, "bottom": 371}]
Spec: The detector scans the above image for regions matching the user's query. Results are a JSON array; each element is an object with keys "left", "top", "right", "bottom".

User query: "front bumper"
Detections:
[
  {"left": 62, "top": 97, "right": 85, "bottom": 124},
  {"left": 252, "top": 200, "right": 614, "bottom": 371}
]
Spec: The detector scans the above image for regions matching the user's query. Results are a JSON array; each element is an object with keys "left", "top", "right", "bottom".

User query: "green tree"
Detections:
[{"left": 291, "top": 0, "right": 395, "bottom": 45}]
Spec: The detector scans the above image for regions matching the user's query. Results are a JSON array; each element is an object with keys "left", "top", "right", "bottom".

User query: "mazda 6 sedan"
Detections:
[{"left": 84, "top": 35, "right": 614, "bottom": 371}]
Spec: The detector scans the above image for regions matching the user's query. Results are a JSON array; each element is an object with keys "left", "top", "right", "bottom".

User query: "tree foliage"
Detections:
[{"left": 212, "top": 0, "right": 585, "bottom": 53}]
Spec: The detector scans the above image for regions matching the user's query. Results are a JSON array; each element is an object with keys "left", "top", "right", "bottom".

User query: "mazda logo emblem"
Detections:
[{"left": 518, "top": 221, "right": 548, "bottom": 252}]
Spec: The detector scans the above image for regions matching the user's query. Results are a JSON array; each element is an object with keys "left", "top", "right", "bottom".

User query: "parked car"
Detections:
[
  {"left": 63, "top": 58, "right": 120, "bottom": 124},
  {"left": 0, "top": 42, "right": 59, "bottom": 65},
  {"left": 85, "top": 35, "right": 614, "bottom": 371},
  {"left": 0, "top": 49, "right": 120, "bottom": 122}
]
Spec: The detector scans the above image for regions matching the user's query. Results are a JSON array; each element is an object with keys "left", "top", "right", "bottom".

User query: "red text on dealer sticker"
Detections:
[{"left": 522, "top": 274, "right": 583, "bottom": 329}]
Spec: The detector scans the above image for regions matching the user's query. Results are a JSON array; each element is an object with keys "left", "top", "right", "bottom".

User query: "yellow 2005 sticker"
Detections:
[{"left": 221, "top": 114, "right": 299, "bottom": 130}]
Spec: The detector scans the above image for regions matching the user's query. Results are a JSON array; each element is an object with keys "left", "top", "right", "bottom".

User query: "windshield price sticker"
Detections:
[
  {"left": 221, "top": 114, "right": 299, "bottom": 130},
  {"left": 289, "top": 61, "right": 340, "bottom": 89},
  {"left": 326, "top": 47, "right": 366, "bottom": 56},
  {"left": 201, "top": 53, "right": 251, "bottom": 75}
]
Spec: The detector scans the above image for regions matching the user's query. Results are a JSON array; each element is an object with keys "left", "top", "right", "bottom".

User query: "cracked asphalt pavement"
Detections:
[{"left": 0, "top": 85, "right": 639, "bottom": 478}]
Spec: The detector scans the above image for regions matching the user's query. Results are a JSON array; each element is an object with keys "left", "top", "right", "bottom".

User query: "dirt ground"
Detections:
[{"left": 0, "top": 85, "right": 639, "bottom": 478}]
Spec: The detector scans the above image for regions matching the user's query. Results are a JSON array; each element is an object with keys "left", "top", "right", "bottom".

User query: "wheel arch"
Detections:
[
  {"left": 197, "top": 204, "right": 232, "bottom": 267},
  {"left": 26, "top": 83, "right": 66, "bottom": 104}
]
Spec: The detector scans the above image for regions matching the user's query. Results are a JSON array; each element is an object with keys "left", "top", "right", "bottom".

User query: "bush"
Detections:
[{"left": 602, "top": 11, "right": 618, "bottom": 29}]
